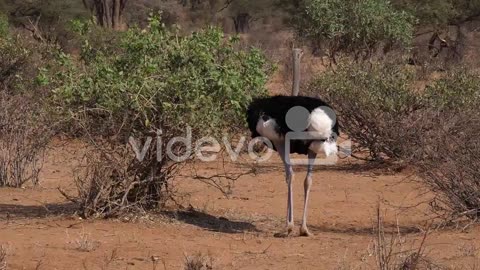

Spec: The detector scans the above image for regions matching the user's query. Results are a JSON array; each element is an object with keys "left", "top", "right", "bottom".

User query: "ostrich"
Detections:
[{"left": 246, "top": 95, "right": 339, "bottom": 236}]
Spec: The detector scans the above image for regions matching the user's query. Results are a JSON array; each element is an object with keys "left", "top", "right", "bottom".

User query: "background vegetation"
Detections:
[{"left": 0, "top": 0, "right": 480, "bottom": 222}]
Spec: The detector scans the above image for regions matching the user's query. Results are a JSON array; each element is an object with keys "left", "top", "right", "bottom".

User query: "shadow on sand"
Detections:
[
  {"left": 162, "top": 207, "right": 260, "bottom": 234},
  {"left": 1, "top": 202, "right": 424, "bottom": 238},
  {"left": 308, "top": 223, "right": 422, "bottom": 236},
  {"left": 0, "top": 202, "right": 77, "bottom": 219},
  {"left": 0, "top": 202, "right": 259, "bottom": 234},
  {"left": 238, "top": 160, "right": 407, "bottom": 177}
]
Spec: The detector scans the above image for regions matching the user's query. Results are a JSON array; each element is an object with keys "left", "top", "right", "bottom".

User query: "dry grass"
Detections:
[
  {"left": 68, "top": 230, "right": 98, "bottom": 252},
  {"left": 373, "top": 205, "right": 442, "bottom": 270},
  {"left": 0, "top": 244, "right": 7, "bottom": 270},
  {"left": 100, "top": 249, "right": 120, "bottom": 270},
  {"left": 184, "top": 252, "right": 214, "bottom": 270},
  {"left": 459, "top": 243, "right": 479, "bottom": 258}
]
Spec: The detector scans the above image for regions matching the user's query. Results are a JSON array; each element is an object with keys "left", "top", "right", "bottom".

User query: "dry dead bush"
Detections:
[
  {"left": 101, "top": 249, "right": 120, "bottom": 270},
  {"left": 72, "top": 230, "right": 98, "bottom": 252},
  {"left": 60, "top": 138, "right": 180, "bottom": 218},
  {"left": 0, "top": 30, "right": 54, "bottom": 188},
  {"left": 0, "top": 94, "right": 52, "bottom": 187},
  {"left": 184, "top": 252, "right": 214, "bottom": 270},
  {"left": 414, "top": 109, "right": 480, "bottom": 222},
  {"left": 373, "top": 206, "right": 441, "bottom": 270}
]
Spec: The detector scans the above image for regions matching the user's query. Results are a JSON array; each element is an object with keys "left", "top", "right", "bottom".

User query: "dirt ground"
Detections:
[{"left": 1, "top": 141, "right": 479, "bottom": 270}]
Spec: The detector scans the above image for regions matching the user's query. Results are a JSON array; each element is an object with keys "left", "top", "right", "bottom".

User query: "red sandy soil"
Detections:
[{"left": 1, "top": 141, "right": 479, "bottom": 270}]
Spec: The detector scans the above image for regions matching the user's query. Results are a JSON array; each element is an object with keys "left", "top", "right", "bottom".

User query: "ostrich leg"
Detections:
[
  {"left": 300, "top": 150, "right": 316, "bottom": 236},
  {"left": 274, "top": 141, "right": 294, "bottom": 234}
]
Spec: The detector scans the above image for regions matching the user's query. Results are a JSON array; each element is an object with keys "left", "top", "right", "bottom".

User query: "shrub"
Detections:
[
  {"left": 53, "top": 16, "right": 269, "bottom": 139},
  {"left": 308, "top": 61, "right": 480, "bottom": 161},
  {"left": 0, "top": 13, "right": 7, "bottom": 38},
  {"left": 295, "top": 0, "right": 415, "bottom": 61},
  {"left": 0, "top": 19, "right": 55, "bottom": 187},
  {"left": 1, "top": 0, "right": 88, "bottom": 47},
  {"left": 309, "top": 60, "right": 480, "bottom": 221},
  {"left": 308, "top": 61, "right": 420, "bottom": 160},
  {"left": 394, "top": 0, "right": 480, "bottom": 26},
  {"left": 414, "top": 109, "right": 480, "bottom": 221},
  {"left": 373, "top": 204, "right": 437, "bottom": 270},
  {"left": 0, "top": 36, "right": 29, "bottom": 93},
  {"left": 0, "top": 93, "right": 52, "bottom": 187},
  {"left": 0, "top": 19, "right": 57, "bottom": 96},
  {"left": 414, "top": 71, "right": 480, "bottom": 220},
  {"left": 52, "top": 16, "right": 269, "bottom": 217},
  {"left": 423, "top": 68, "right": 480, "bottom": 110}
]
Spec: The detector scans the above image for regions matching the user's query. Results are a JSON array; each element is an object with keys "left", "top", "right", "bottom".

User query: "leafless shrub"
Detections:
[
  {"left": 0, "top": 244, "right": 7, "bottom": 270},
  {"left": 59, "top": 107, "right": 253, "bottom": 218},
  {"left": 68, "top": 230, "right": 98, "bottom": 252},
  {"left": 458, "top": 243, "right": 479, "bottom": 257},
  {"left": 0, "top": 24, "right": 56, "bottom": 188},
  {"left": 60, "top": 139, "right": 180, "bottom": 218},
  {"left": 184, "top": 252, "right": 214, "bottom": 270},
  {"left": 372, "top": 205, "right": 441, "bottom": 270},
  {"left": 413, "top": 109, "right": 480, "bottom": 222},
  {"left": 34, "top": 260, "right": 43, "bottom": 270},
  {"left": 0, "top": 94, "right": 52, "bottom": 187},
  {"left": 101, "top": 248, "right": 119, "bottom": 270},
  {"left": 184, "top": 149, "right": 256, "bottom": 198}
]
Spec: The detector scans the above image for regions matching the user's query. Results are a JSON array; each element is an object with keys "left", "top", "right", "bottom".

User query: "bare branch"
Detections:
[{"left": 217, "top": 0, "right": 235, "bottom": 13}]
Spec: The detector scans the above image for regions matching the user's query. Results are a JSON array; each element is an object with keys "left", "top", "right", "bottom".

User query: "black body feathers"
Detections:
[{"left": 246, "top": 95, "right": 339, "bottom": 154}]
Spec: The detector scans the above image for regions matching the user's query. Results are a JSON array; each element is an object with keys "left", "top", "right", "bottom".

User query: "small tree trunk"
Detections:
[
  {"left": 292, "top": 0, "right": 302, "bottom": 8},
  {"left": 190, "top": 0, "right": 202, "bottom": 10},
  {"left": 84, "top": 0, "right": 127, "bottom": 30},
  {"left": 112, "top": 0, "right": 121, "bottom": 30},
  {"left": 232, "top": 13, "right": 250, "bottom": 33},
  {"left": 291, "top": 48, "right": 303, "bottom": 96}
]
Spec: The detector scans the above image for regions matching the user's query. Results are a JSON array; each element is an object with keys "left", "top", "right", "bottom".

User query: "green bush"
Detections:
[
  {"left": 0, "top": 13, "right": 7, "bottom": 38},
  {"left": 53, "top": 16, "right": 269, "bottom": 139},
  {"left": 295, "top": 0, "right": 415, "bottom": 60},
  {"left": 308, "top": 61, "right": 480, "bottom": 160},
  {"left": 0, "top": 23, "right": 55, "bottom": 95},
  {"left": 50, "top": 16, "right": 270, "bottom": 217},
  {"left": 394, "top": 0, "right": 480, "bottom": 26},
  {"left": 423, "top": 68, "right": 480, "bottom": 110},
  {"left": 0, "top": 37, "right": 29, "bottom": 92}
]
